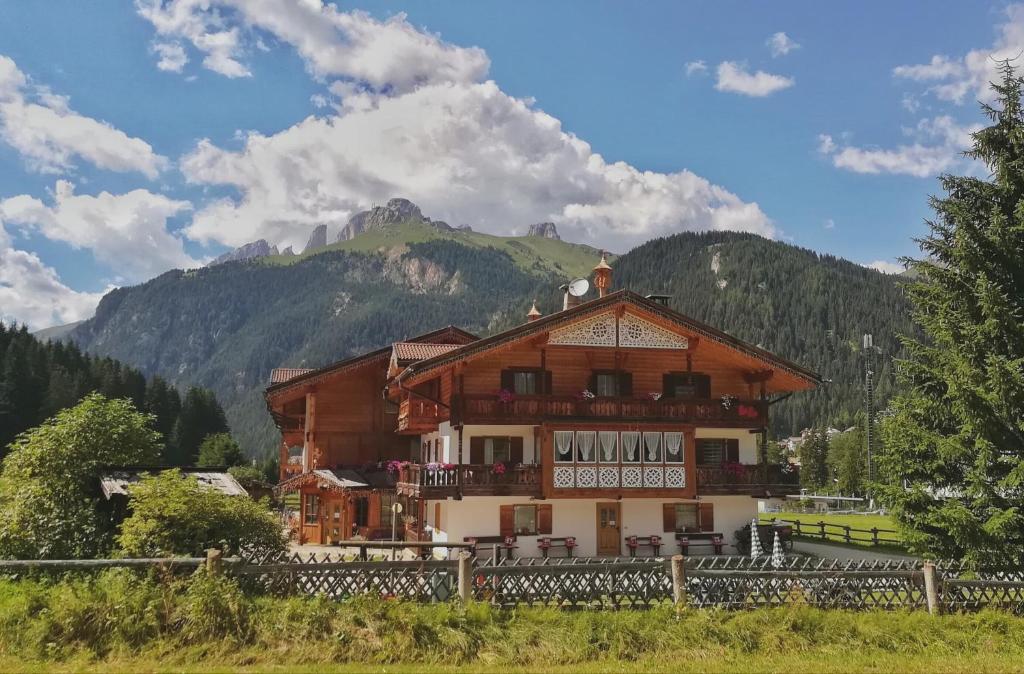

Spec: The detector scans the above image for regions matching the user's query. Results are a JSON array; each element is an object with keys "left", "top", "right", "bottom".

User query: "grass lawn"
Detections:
[{"left": 760, "top": 511, "right": 903, "bottom": 548}]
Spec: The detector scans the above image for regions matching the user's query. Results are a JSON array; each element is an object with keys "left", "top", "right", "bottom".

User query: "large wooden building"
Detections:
[{"left": 267, "top": 256, "right": 819, "bottom": 555}]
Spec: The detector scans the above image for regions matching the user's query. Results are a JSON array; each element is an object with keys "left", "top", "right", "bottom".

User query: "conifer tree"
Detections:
[{"left": 877, "top": 62, "right": 1024, "bottom": 564}]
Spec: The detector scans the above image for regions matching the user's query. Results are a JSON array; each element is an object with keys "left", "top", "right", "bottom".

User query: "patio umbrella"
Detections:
[
  {"left": 749, "top": 518, "right": 762, "bottom": 560},
  {"left": 771, "top": 530, "right": 786, "bottom": 568}
]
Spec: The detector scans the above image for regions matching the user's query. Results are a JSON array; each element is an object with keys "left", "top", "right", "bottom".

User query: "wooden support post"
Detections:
[
  {"left": 206, "top": 548, "right": 223, "bottom": 576},
  {"left": 671, "top": 555, "right": 687, "bottom": 612},
  {"left": 923, "top": 561, "right": 941, "bottom": 615},
  {"left": 871, "top": 528, "right": 879, "bottom": 546},
  {"left": 457, "top": 551, "right": 473, "bottom": 603}
]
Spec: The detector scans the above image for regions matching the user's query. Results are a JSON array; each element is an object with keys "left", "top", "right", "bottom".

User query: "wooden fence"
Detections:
[
  {"left": 4, "top": 552, "right": 1023, "bottom": 613},
  {"left": 768, "top": 517, "right": 902, "bottom": 547}
]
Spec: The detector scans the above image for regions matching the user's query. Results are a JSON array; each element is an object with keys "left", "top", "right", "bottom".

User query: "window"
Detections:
[
  {"left": 696, "top": 438, "right": 740, "bottom": 465},
  {"left": 513, "top": 371, "right": 538, "bottom": 395},
  {"left": 485, "top": 437, "right": 511, "bottom": 464},
  {"left": 554, "top": 430, "right": 574, "bottom": 463},
  {"left": 663, "top": 373, "right": 711, "bottom": 399},
  {"left": 380, "top": 493, "right": 395, "bottom": 529},
  {"left": 595, "top": 373, "right": 618, "bottom": 397},
  {"left": 675, "top": 503, "right": 699, "bottom": 532},
  {"left": 513, "top": 504, "right": 538, "bottom": 535},
  {"left": 470, "top": 436, "right": 524, "bottom": 464},
  {"left": 303, "top": 493, "right": 320, "bottom": 525},
  {"left": 501, "top": 368, "right": 550, "bottom": 395},
  {"left": 353, "top": 497, "right": 369, "bottom": 527}
]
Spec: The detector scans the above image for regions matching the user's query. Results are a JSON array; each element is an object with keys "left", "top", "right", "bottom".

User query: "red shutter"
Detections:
[
  {"left": 699, "top": 502, "right": 714, "bottom": 532},
  {"left": 470, "top": 437, "right": 485, "bottom": 464},
  {"left": 619, "top": 372, "right": 633, "bottom": 396},
  {"left": 499, "top": 505, "right": 515, "bottom": 537},
  {"left": 726, "top": 439, "right": 740, "bottom": 463},
  {"left": 510, "top": 437, "right": 524, "bottom": 464},
  {"left": 537, "top": 504, "right": 552, "bottom": 534},
  {"left": 663, "top": 503, "right": 677, "bottom": 532},
  {"left": 500, "top": 370, "right": 514, "bottom": 391}
]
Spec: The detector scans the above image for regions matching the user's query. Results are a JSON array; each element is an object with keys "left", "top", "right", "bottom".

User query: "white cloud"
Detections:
[
  {"left": 685, "top": 60, "right": 707, "bottom": 76},
  {"left": 819, "top": 116, "right": 981, "bottom": 177},
  {"left": 714, "top": 61, "right": 794, "bottom": 97},
  {"left": 0, "top": 55, "right": 167, "bottom": 177},
  {"left": 767, "top": 32, "right": 800, "bottom": 58},
  {"left": 893, "top": 5, "right": 1024, "bottom": 104},
  {"left": 823, "top": 218, "right": 835, "bottom": 229},
  {"left": 135, "top": 1, "right": 490, "bottom": 92},
  {"left": 865, "top": 260, "right": 904, "bottom": 275},
  {"left": 180, "top": 80, "right": 774, "bottom": 253},
  {"left": 152, "top": 41, "right": 188, "bottom": 72},
  {"left": 0, "top": 181, "right": 199, "bottom": 281},
  {"left": 0, "top": 221, "right": 108, "bottom": 330}
]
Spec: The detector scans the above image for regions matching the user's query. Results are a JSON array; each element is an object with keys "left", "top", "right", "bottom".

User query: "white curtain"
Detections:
[
  {"left": 665, "top": 432, "right": 683, "bottom": 462},
  {"left": 622, "top": 431, "right": 640, "bottom": 462},
  {"left": 576, "top": 431, "right": 596, "bottom": 462},
  {"left": 554, "top": 431, "right": 574, "bottom": 462},
  {"left": 599, "top": 431, "right": 618, "bottom": 462},
  {"left": 484, "top": 437, "right": 494, "bottom": 464},
  {"left": 644, "top": 432, "right": 662, "bottom": 462}
]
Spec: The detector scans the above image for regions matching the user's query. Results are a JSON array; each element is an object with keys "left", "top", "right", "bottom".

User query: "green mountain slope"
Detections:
[{"left": 69, "top": 228, "right": 912, "bottom": 456}]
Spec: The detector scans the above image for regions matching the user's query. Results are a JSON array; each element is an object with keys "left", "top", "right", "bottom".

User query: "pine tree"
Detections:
[
  {"left": 877, "top": 62, "right": 1024, "bottom": 564},
  {"left": 167, "top": 387, "right": 229, "bottom": 466},
  {"left": 798, "top": 428, "right": 831, "bottom": 492}
]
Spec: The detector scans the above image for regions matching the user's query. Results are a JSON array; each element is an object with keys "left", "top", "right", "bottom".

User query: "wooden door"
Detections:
[
  {"left": 326, "top": 498, "right": 345, "bottom": 544},
  {"left": 596, "top": 502, "right": 621, "bottom": 556}
]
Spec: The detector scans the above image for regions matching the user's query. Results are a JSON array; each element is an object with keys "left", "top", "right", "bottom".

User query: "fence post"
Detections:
[
  {"left": 457, "top": 551, "right": 473, "bottom": 603},
  {"left": 671, "top": 555, "right": 687, "bottom": 612},
  {"left": 819, "top": 521, "right": 826, "bottom": 540},
  {"left": 206, "top": 548, "right": 223, "bottom": 576},
  {"left": 923, "top": 561, "right": 941, "bottom": 615},
  {"left": 871, "top": 528, "right": 879, "bottom": 546},
  {"left": 843, "top": 526, "right": 851, "bottom": 544}
]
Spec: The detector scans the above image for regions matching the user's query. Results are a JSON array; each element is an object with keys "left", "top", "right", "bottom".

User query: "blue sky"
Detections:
[{"left": 0, "top": 1, "right": 1015, "bottom": 328}]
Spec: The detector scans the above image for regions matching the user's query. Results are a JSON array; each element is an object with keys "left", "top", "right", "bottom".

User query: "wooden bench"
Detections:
[
  {"left": 464, "top": 535, "right": 517, "bottom": 561},
  {"left": 538, "top": 536, "right": 577, "bottom": 558},
  {"left": 676, "top": 532, "right": 725, "bottom": 555},
  {"left": 625, "top": 535, "right": 663, "bottom": 557}
]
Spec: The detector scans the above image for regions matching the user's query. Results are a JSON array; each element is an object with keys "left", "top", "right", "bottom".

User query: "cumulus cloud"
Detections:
[
  {"left": 0, "top": 55, "right": 167, "bottom": 177},
  {"left": 180, "top": 80, "right": 774, "bottom": 253},
  {"left": 0, "top": 181, "right": 199, "bottom": 281},
  {"left": 135, "top": 0, "right": 489, "bottom": 92},
  {"left": 714, "top": 61, "right": 794, "bottom": 97},
  {"left": 893, "top": 4, "right": 1024, "bottom": 104},
  {"left": 152, "top": 41, "right": 188, "bottom": 72},
  {"left": 767, "top": 32, "right": 800, "bottom": 57},
  {"left": 818, "top": 116, "right": 980, "bottom": 177},
  {"left": 865, "top": 260, "right": 904, "bottom": 275},
  {"left": 0, "top": 221, "right": 108, "bottom": 330},
  {"left": 685, "top": 60, "right": 707, "bottom": 76}
]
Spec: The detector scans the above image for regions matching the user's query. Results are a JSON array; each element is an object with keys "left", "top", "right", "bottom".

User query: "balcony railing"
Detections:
[
  {"left": 451, "top": 394, "right": 766, "bottom": 427},
  {"left": 397, "top": 394, "right": 447, "bottom": 433},
  {"left": 396, "top": 463, "right": 542, "bottom": 497},
  {"left": 696, "top": 463, "right": 800, "bottom": 496}
]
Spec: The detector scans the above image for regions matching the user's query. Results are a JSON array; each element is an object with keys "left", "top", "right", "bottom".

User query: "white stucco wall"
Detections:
[
  {"left": 695, "top": 427, "right": 760, "bottom": 464},
  {"left": 428, "top": 495, "right": 759, "bottom": 557}
]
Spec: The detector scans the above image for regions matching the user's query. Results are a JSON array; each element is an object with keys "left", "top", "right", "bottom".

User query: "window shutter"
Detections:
[
  {"left": 663, "top": 503, "right": 677, "bottom": 532},
  {"left": 699, "top": 502, "right": 714, "bottom": 532},
  {"left": 619, "top": 372, "right": 633, "bottom": 397},
  {"left": 662, "top": 373, "right": 676, "bottom": 397},
  {"left": 544, "top": 370, "right": 553, "bottom": 394},
  {"left": 537, "top": 504, "right": 552, "bottom": 534},
  {"left": 470, "top": 437, "right": 485, "bottom": 464},
  {"left": 696, "top": 374, "right": 711, "bottom": 398},
  {"left": 500, "top": 370, "right": 514, "bottom": 391},
  {"left": 588, "top": 372, "right": 598, "bottom": 393},
  {"left": 499, "top": 505, "right": 515, "bottom": 537},
  {"left": 726, "top": 439, "right": 740, "bottom": 463},
  {"left": 510, "top": 437, "right": 524, "bottom": 464}
]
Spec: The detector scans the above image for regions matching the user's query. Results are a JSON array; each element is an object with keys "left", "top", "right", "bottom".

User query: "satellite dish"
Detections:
[{"left": 568, "top": 278, "right": 590, "bottom": 297}]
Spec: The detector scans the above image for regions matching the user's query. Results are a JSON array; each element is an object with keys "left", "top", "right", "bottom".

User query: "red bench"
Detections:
[
  {"left": 538, "top": 536, "right": 577, "bottom": 558},
  {"left": 625, "top": 535, "right": 662, "bottom": 557},
  {"left": 677, "top": 532, "right": 724, "bottom": 555}
]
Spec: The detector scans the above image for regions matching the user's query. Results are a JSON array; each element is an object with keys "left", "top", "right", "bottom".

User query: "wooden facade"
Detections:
[{"left": 267, "top": 270, "right": 818, "bottom": 550}]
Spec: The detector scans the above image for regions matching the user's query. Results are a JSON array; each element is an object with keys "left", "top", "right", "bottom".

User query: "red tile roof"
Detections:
[
  {"left": 393, "top": 342, "right": 461, "bottom": 362},
  {"left": 270, "top": 367, "right": 314, "bottom": 384}
]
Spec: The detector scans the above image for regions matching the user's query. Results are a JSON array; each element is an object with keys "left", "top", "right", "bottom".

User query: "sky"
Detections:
[{"left": 0, "top": 1, "right": 1015, "bottom": 329}]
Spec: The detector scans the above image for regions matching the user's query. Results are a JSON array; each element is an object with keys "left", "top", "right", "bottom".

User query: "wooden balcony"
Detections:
[
  {"left": 395, "top": 463, "right": 543, "bottom": 498},
  {"left": 451, "top": 394, "right": 767, "bottom": 428},
  {"left": 696, "top": 463, "right": 801, "bottom": 496},
  {"left": 397, "top": 394, "right": 448, "bottom": 434}
]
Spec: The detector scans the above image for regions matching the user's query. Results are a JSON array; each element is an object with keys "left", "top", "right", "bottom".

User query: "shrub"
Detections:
[
  {"left": 118, "top": 470, "right": 287, "bottom": 558},
  {"left": 196, "top": 433, "right": 244, "bottom": 468}
]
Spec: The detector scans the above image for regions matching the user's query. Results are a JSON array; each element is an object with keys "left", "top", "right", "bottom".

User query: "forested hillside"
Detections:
[
  {"left": 614, "top": 231, "right": 914, "bottom": 434},
  {"left": 67, "top": 227, "right": 912, "bottom": 456},
  {"left": 0, "top": 323, "right": 228, "bottom": 463}
]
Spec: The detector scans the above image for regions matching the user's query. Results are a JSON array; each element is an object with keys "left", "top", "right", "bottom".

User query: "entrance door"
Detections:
[
  {"left": 325, "top": 499, "right": 344, "bottom": 544},
  {"left": 596, "top": 502, "right": 621, "bottom": 556}
]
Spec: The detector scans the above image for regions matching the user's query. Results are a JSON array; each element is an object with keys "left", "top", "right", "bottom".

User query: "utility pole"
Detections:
[{"left": 863, "top": 334, "right": 876, "bottom": 496}]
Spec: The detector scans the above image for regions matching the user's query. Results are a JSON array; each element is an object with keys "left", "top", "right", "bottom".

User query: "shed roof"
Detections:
[{"left": 99, "top": 468, "right": 248, "bottom": 499}]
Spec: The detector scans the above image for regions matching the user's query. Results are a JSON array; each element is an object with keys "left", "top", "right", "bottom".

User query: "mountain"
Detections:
[
  {"left": 336, "top": 197, "right": 453, "bottom": 241},
  {"left": 210, "top": 239, "right": 279, "bottom": 266},
  {"left": 33, "top": 320, "right": 85, "bottom": 341},
  {"left": 303, "top": 225, "right": 327, "bottom": 254},
  {"left": 527, "top": 222, "right": 560, "bottom": 240},
  {"left": 66, "top": 218, "right": 912, "bottom": 458}
]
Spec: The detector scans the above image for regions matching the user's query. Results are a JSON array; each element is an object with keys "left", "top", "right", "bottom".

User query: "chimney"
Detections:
[
  {"left": 593, "top": 251, "right": 612, "bottom": 298},
  {"left": 645, "top": 294, "right": 671, "bottom": 307},
  {"left": 527, "top": 299, "right": 542, "bottom": 322},
  {"left": 560, "top": 284, "right": 576, "bottom": 310}
]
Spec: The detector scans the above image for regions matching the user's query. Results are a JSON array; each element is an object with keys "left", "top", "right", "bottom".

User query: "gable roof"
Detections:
[
  {"left": 270, "top": 368, "right": 314, "bottom": 384},
  {"left": 392, "top": 342, "right": 462, "bottom": 363},
  {"left": 397, "top": 290, "right": 821, "bottom": 389},
  {"left": 266, "top": 325, "right": 478, "bottom": 398}
]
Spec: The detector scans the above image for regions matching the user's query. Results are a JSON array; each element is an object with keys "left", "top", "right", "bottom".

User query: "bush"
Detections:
[
  {"left": 118, "top": 469, "right": 286, "bottom": 558},
  {"left": 196, "top": 433, "right": 244, "bottom": 468}
]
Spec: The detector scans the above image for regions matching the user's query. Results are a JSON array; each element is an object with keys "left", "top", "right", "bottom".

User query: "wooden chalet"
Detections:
[{"left": 267, "top": 255, "right": 820, "bottom": 555}]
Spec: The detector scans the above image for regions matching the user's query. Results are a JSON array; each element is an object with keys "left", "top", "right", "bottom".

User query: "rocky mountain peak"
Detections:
[
  {"left": 209, "top": 240, "right": 279, "bottom": 266},
  {"left": 527, "top": 222, "right": 560, "bottom": 240},
  {"left": 303, "top": 225, "right": 328, "bottom": 253},
  {"left": 336, "top": 197, "right": 452, "bottom": 242}
]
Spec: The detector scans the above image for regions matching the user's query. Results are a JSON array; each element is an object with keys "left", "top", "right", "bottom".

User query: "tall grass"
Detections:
[{"left": 1, "top": 570, "right": 1023, "bottom": 672}]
